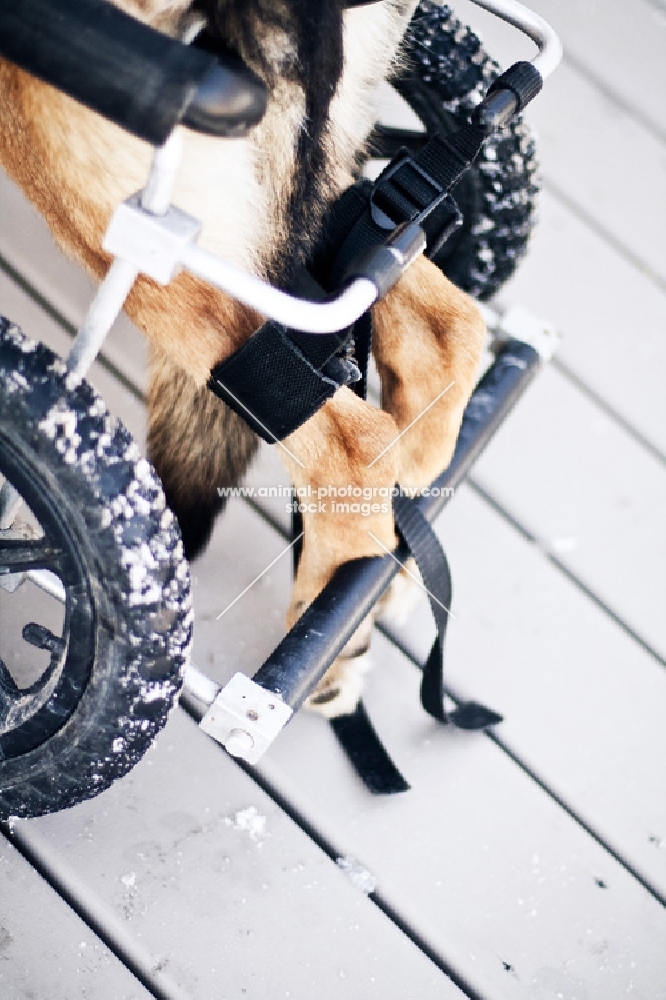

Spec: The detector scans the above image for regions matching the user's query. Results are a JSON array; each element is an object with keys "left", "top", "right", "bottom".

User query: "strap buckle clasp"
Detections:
[{"left": 369, "top": 150, "right": 463, "bottom": 255}]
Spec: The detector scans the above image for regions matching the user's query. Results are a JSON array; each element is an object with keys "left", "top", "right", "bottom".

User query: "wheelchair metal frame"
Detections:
[{"left": 0, "top": 0, "right": 562, "bottom": 767}]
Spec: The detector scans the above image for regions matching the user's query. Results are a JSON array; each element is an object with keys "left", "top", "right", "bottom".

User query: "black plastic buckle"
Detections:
[
  {"left": 369, "top": 150, "right": 463, "bottom": 255},
  {"left": 427, "top": 195, "right": 464, "bottom": 258},
  {"left": 370, "top": 151, "right": 446, "bottom": 229}
]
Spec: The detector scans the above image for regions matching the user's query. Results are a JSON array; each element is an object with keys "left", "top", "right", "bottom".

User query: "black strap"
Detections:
[
  {"left": 312, "top": 119, "right": 488, "bottom": 291},
  {"left": 330, "top": 702, "right": 410, "bottom": 794},
  {"left": 329, "top": 495, "right": 502, "bottom": 795},
  {"left": 393, "top": 496, "right": 502, "bottom": 729}
]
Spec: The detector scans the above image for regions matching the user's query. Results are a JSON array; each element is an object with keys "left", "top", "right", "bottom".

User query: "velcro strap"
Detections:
[
  {"left": 329, "top": 495, "right": 502, "bottom": 796},
  {"left": 209, "top": 321, "right": 352, "bottom": 443}
]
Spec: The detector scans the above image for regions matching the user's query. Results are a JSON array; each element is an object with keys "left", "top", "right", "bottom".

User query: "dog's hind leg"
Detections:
[
  {"left": 146, "top": 344, "right": 259, "bottom": 561},
  {"left": 274, "top": 257, "right": 485, "bottom": 716}
]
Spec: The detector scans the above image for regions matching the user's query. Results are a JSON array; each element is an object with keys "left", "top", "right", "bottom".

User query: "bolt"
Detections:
[{"left": 225, "top": 729, "right": 254, "bottom": 759}]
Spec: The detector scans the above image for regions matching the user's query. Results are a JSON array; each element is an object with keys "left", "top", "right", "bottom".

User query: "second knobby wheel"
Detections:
[{"left": 371, "top": 0, "right": 540, "bottom": 300}]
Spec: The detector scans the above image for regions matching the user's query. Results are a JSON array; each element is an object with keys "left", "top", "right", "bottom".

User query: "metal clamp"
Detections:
[
  {"left": 198, "top": 672, "right": 293, "bottom": 764},
  {"left": 103, "top": 193, "right": 202, "bottom": 285},
  {"left": 494, "top": 304, "right": 561, "bottom": 362}
]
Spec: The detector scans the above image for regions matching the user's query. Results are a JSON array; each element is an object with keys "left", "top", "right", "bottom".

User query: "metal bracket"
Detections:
[
  {"left": 103, "top": 193, "right": 201, "bottom": 285},
  {"left": 494, "top": 304, "right": 561, "bottom": 362},
  {"left": 198, "top": 672, "right": 293, "bottom": 764}
]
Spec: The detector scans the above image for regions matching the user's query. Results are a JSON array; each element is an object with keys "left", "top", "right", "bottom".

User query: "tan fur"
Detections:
[
  {"left": 0, "top": 0, "right": 485, "bottom": 717},
  {"left": 373, "top": 254, "right": 487, "bottom": 488}
]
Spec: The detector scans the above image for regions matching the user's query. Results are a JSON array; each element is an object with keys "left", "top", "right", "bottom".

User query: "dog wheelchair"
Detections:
[{"left": 0, "top": 0, "right": 561, "bottom": 818}]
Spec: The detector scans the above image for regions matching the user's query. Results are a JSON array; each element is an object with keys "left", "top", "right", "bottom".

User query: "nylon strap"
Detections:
[
  {"left": 330, "top": 702, "right": 410, "bottom": 794},
  {"left": 329, "top": 496, "right": 502, "bottom": 794},
  {"left": 393, "top": 495, "right": 503, "bottom": 729},
  {"left": 311, "top": 119, "right": 488, "bottom": 291}
]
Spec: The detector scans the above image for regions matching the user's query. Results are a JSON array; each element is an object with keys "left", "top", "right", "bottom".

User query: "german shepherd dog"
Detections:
[{"left": 0, "top": 0, "right": 485, "bottom": 716}]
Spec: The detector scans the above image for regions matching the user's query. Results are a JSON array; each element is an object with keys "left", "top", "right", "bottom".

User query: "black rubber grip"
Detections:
[
  {"left": 0, "top": 0, "right": 267, "bottom": 144},
  {"left": 488, "top": 60, "right": 543, "bottom": 112}
]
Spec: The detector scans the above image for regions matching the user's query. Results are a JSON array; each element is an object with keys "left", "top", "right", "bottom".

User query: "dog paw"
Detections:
[
  {"left": 375, "top": 558, "right": 423, "bottom": 628},
  {"left": 304, "top": 651, "right": 373, "bottom": 719}
]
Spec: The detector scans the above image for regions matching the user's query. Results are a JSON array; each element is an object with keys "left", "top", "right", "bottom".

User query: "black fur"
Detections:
[
  {"left": 161, "top": 1, "right": 348, "bottom": 558},
  {"left": 146, "top": 361, "right": 259, "bottom": 562},
  {"left": 194, "top": 0, "right": 346, "bottom": 282}
]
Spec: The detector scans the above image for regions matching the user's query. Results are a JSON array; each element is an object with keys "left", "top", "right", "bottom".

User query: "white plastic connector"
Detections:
[
  {"left": 199, "top": 672, "right": 293, "bottom": 764},
  {"left": 496, "top": 304, "right": 561, "bottom": 362},
  {"left": 103, "top": 193, "right": 202, "bottom": 285}
]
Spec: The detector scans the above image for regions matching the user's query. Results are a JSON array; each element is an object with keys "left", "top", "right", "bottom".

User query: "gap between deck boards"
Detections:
[{"left": 2, "top": 234, "right": 664, "bottom": 785}]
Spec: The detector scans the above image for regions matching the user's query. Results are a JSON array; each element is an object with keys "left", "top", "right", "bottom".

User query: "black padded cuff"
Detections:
[{"left": 208, "top": 322, "right": 340, "bottom": 443}]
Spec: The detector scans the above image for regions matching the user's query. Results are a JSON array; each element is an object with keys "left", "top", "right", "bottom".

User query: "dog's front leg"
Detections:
[
  {"left": 372, "top": 255, "right": 486, "bottom": 491},
  {"left": 279, "top": 387, "right": 399, "bottom": 715}
]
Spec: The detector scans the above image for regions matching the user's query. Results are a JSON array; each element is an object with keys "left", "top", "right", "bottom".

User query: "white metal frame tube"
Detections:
[
  {"left": 66, "top": 257, "right": 139, "bottom": 378},
  {"left": 141, "top": 130, "right": 183, "bottom": 216},
  {"left": 65, "top": 131, "right": 183, "bottom": 381},
  {"left": 181, "top": 242, "right": 378, "bottom": 334},
  {"left": 468, "top": 0, "right": 563, "bottom": 79}
]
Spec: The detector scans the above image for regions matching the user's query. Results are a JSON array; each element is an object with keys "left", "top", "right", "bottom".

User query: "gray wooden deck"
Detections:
[{"left": 1, "top": 1, "right": 665, "bottom": 997}]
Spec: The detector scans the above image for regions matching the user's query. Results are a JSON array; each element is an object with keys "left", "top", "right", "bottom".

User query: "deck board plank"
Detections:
[
  {"left": 471, "top": 363, "right": 666, "bottom": 659},
  {"left": 0, "top": 836, "right": 152, "bottom": 1000},
  {"left": 258, "top": 629, "right": 666, "bottom": 1000},
  {"left": 6, "top": 709, "right": 461, "bottom": 1000},
  {"left": 450, "top": 0, "right": 666, "bottom": 289},
  {"left": 527, "top": 62, "right": 666, "bottom": 291},
  {"left": 495, "top": 191, "right": 666, "bottom": 458},
  {"left": 503, "top": 0, "right": 666, "bottom": 137},
  {"left": 384, "top": 483, "right": 666, "bottom": 897}
]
